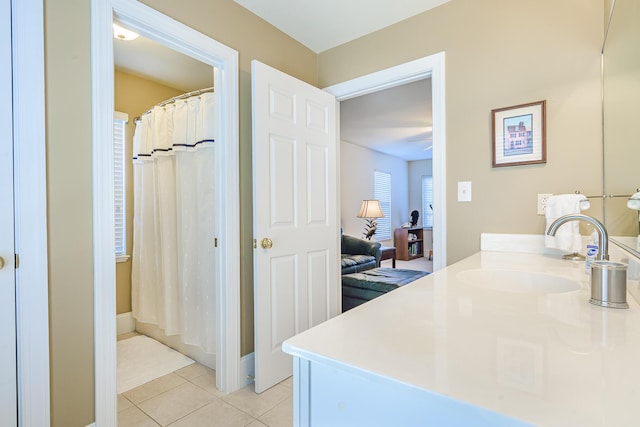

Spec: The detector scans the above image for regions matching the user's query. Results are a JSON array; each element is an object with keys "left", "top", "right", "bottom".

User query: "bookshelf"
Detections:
[{"left": 394, "top": 228, "right": 424, "bottom": 261}]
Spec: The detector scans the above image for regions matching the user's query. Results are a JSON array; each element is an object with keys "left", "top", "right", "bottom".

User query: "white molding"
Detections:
[
  {"left": 324, "top": 53, "right": 447, "bottom": 271},
  {"left": 116, "top": 255, "right": 130, "bottom": 263},
  {"left": 430, "top": 52, "right": 447, "bottom": 272},
  {"left": 91, "top": 0, "right": 118, "bottom": 425},
  {"left": 325, "top": 56, "right": 440, "bottom": 101},
  {"left": 116, "top": 312, "right": 135, "bottom": 335},
  {"left": 12, "top": 0, "right": 51, "bottom": 425},
  {"left": 93, "top": 1, "right": 241, "bottom": 423}
]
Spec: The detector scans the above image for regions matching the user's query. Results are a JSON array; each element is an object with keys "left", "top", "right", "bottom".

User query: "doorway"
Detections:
[
  {"left": 113, "top": 30, "right": 219, "bottom": 385},
  {"left": 326, "top": 53, "right": 447, "bottom": 271},
  {"left": 92, "top": 1, "right": 240, "bottom": 424},
  {"left": 339, "top": 78, "right": 433, "bottom": 270}
]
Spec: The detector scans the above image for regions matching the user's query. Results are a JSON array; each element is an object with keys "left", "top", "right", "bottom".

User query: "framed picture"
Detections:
[{"left": 491, "top": 100, "right": 546, "bottom": 167}]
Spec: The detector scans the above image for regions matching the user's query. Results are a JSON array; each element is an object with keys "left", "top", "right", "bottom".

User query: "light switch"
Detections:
[{"left": 458, "top": 181, "right": 472, "bottom": 202}]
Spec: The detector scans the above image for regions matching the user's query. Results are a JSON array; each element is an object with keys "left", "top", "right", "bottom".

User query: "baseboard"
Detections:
[
  {"left": 85, "top": 423, "right": 96, "bottom": 427},
  {"left": 116, "top": 312, "right": 135, "bottom": 336},
  {"left": 240, "top": 352, "right": 255, "bottom": 388}
]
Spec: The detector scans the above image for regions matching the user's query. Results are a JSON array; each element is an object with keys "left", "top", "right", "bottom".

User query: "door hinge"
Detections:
[
  {"left": 14, "top": 254, "right": 19, "bottom": 269},
  {"left": 253, "top": 239, "right": 257, "bottom": 249},
  {"left": 214, "top": 237, "right": 218, "bottom": 248}
]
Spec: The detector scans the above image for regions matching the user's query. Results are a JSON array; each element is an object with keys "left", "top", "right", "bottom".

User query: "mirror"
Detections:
[{"left": 603, "top": 0, "right": 640, "bottom": 253}]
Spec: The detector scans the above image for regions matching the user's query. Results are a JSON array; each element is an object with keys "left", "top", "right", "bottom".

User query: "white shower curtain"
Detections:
[{"left": 131, "top": 92, "right": 217, "bottom": 354}]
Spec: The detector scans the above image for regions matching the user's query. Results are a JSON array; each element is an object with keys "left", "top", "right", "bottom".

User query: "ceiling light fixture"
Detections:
[{"left": 112, "top": 23, "right": 139, "bottom": 41}]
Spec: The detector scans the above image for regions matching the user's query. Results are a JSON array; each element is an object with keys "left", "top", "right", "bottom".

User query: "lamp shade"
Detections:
[{"left": 357, "top": 200, "right": 384, "bottom": 219}]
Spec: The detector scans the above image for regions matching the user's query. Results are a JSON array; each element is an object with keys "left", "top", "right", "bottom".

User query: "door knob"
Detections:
[
  {"left": 260, "top": 238, "right": 273, "bottom": 249},
  {"left": 0, "top": 257, "right": 4, "bottom": 270}
]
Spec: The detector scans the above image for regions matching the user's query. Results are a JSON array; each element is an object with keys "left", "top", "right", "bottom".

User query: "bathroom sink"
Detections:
[{"left": 456, "top": 269, "right": 582, "bottom": 294}]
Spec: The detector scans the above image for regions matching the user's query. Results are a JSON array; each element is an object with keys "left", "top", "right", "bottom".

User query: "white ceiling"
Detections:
[
  {"left": 114, "top": 35, "right": 213, "bottom": 93},
  {"left": 233, "top": 0, "right": 451, "bottom": 53},
  {"left": 341, "top": 79, "right": 433, "bottom": 161}
]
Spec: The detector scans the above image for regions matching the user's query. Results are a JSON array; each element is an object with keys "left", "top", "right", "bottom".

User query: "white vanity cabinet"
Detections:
[
  {"left": 287, "top": 352, "right": 529, "bottom": 427},
  {"left": 283, "top": 242, "right": 640, "bottom": 427}
]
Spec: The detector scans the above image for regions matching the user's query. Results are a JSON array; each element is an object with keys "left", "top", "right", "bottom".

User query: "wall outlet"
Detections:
[{"left": 537, "top": 193, "right": 553, "bottom": 215}]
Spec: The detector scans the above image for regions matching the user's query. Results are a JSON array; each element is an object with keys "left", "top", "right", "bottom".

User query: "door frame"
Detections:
[
  {"left": 324, "top": 53, "right": 447, "bottom": 271},
  {"left": 10, "top": 0, "right": 51, "bottom": 424},
  {"left": 91, "top": 0, "right": 241, "bottom": 424}
]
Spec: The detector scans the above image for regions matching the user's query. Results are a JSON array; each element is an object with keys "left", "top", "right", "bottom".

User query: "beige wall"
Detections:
[
  {"left": 320, "top": 0, "right": 605, "bottom": 264},
  {"left": 45, "top": 0, "right": 316, "bottom": 425},
  {"left": 114, "top": 70, "right": 183, "bottom": 314},
  {"left": 45, "top": 0, "right": 94, "bottom": 426}
]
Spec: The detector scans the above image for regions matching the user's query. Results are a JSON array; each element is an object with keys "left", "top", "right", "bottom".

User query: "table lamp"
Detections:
[{"left": 357, "top": 200, "right": 384, "bottom": 240}]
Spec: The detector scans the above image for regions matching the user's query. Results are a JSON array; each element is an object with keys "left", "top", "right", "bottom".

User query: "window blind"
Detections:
[
  {"left": 422, "top": 175, "right": 433, "bottom": 228},
  {"left": 374, "top": 170, "right": 391, "bottom": 240},
  {"left": 114, "top": 112, "right": 128, "bottom": 258}
]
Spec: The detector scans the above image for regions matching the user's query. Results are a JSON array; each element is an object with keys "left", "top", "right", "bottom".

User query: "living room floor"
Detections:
[{"left": 381, "top": 255, "right": 432, "bottom": 273}]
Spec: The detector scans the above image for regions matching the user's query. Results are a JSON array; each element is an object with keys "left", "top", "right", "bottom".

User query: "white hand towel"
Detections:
[{"left": 544, "top": 194, "right": 588, "bottom": 252}]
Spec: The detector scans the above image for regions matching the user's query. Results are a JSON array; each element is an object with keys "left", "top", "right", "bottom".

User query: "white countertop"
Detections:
[{"left": 283, "top": 238, "right": 640, "bottom": 426}]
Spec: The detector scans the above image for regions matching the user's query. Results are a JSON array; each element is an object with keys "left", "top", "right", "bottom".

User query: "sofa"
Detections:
[
  {"left": 341, "top": 233, "right": 381, "bottom": 275},
  {"left": 341, "top": 268, "right": 429, "bottom": 312}
]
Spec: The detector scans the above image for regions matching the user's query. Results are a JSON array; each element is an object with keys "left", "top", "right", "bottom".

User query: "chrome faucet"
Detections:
[
  {"left": 546, "top": 213, "right": 609, "bottom": 261},
  {"left": 547, "top": 214, "right": 629, "bottom": 309}
]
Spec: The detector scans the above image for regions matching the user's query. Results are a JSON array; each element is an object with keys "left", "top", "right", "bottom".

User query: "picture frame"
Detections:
[{"left": 491, "top": 100, "right": 546, "bottom": 167}]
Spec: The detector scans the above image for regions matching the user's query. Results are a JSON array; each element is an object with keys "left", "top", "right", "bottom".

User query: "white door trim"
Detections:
[
  {"left": 92, "top": 0, "right": 241, "bottom": 424},
  {"left": 12, "top": 0, "right": 51, "bottom": 425},
  {"left": 324, "top": 53, "right": 447, "bottom": 271}
]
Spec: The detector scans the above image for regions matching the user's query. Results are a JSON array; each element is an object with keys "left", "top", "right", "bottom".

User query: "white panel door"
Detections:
[
  {"left": 0, "top": 0, "right": 17, "bottom": 424},
  {"left": 252, "top": 60, "right": 338, "bottom": 393}
]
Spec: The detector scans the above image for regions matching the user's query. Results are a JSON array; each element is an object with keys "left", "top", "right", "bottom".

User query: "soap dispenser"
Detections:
[{"left": 585, "top": 231, "right": 598, "bottom": 274}]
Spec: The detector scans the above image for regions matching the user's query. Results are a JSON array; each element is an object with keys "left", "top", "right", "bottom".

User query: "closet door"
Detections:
[
  {"left": 252, "top": 60, "right": 339, "bottom": 393},
  {"left": 0, "top": 0, "right": 17, "bottom": 424}
]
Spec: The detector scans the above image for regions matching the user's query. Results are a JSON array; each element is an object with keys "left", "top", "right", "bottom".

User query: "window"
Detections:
[
  {"left": 422, "top": 175, "right": 433, "bottom": 228},
  {"left": 374, "top": 170, "right": 391, "bottom": 240},
  {"left": 114, "top": 112, "right": 128, "bottom": 260}
]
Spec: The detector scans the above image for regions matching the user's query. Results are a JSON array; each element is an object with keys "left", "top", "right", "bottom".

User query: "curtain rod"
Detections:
[{"left": 133, "top": 86, "right": 214, "bottom": 123}]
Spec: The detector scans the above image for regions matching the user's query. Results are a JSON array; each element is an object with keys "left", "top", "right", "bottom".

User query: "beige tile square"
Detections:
[
  {"left": 246, "top": 421, "right": 268, "bottom": 427},
  {"left": 123, "top": 373, "right": 187, "bottom": 404},
  {"left": 118, "top": 394, "right": 134, "bottom": 412},
  {"left": 258, "top": 396, "right": 293, "bottom": 427},
  {"left": 168, "top": 399, "right": 255, "bottom": 427},
  {"left": 222, "top": 383, "right": 291, "bottom": 418},
  {"left": 279, "top": 376, "right": 293, "bottom": 389},
  {"left": 189, "top": 372, "right": 225, "bottom": 398},
  {"left": 138, "top": 382, "right": 215, "bottom": 426},
  {"left": 118, "top": 406, "right": 160, "bottom": 427},
  {"left": 174, "top": 362, "right": 214, "bottom": 380}
]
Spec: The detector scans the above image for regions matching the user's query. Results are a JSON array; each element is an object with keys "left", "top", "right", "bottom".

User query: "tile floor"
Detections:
[{"left": 117, "top": 334, "right": 292, "bottom": 427}]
